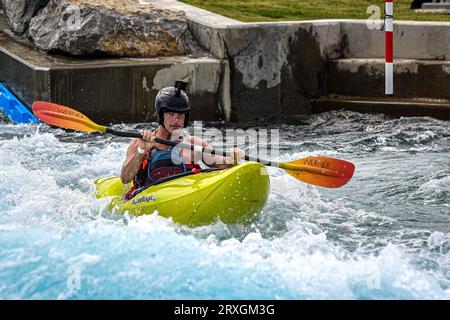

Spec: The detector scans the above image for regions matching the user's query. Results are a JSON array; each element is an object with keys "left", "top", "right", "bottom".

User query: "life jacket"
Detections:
[{"left": 124, "top": 145, "right": 201, "bottom": 200}]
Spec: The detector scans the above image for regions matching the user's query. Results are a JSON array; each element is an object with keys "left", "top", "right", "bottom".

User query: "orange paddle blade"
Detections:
[
  {"left": 32, "top": 101, "right": 106, "bottom": 133},
  {"left": 279, "top": 157, "right": 355, "bottom": 188}
]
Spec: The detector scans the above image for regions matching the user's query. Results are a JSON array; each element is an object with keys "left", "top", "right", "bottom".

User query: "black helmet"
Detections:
[{"left": 155, "top": 80, "right": 190, "bottom": 127}]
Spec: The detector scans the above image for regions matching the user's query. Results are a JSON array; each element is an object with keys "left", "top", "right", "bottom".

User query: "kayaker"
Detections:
[{"left": 120, "top": 81, "right": 244, "bottom": 193}]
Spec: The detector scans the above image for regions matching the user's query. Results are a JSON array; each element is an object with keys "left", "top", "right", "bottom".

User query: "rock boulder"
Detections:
[
  {"left": 28, "top": 0, "right": 196, "bottom": 57},
  {"left": 0, "top": 0, "right": 49, "bottom": 34},
  {"left": 0, "top": 0, "right": 201, "bottom": 58}
]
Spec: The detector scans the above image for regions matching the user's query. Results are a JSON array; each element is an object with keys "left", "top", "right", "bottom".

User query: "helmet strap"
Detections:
[{"left": 160, "top": 123, "right": 172, "bottom": 140}]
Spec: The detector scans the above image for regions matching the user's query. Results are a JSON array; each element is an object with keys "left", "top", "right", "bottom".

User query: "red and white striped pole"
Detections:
[{"left": 385, "top": 0, "right": 394, "bottom": 96}]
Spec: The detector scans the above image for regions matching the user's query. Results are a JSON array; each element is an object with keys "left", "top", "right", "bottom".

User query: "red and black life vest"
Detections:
[{"left": 124, "top": 146, "right": 201, "bottom": 200}]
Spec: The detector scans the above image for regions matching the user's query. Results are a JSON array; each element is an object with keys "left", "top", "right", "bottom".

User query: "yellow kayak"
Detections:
[{"left": 94, "top": 162, "right": 270, "bottom": 226}]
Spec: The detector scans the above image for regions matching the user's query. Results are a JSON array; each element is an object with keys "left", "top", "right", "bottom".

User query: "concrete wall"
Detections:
[
  {"left": 188, "top": 21, "right": 343, "bottom": 121},
  {"left": 49, "top": 58, "right": 224, "bottom": 123},
  {"left": 0, "top": 38, "right": 50, "bottom": 105},
  {"left": 0, "top": 29, "right": 226, "bottom": 123},
  {"left": 341, "top": 20, "right": 450, "bottom": 60},
  {"left": 187, "top": 18, "right": 450, "bottom": 120},
  {"left": 327, "top": 59, "right": 450, "bottom": 99}
]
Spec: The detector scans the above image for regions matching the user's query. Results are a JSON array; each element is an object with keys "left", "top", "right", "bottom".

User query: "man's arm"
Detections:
[
  {"left": 184, "top": 136, "right": 241, "bottom": 169},
  {"left": 120, "top": 139, "right": 146, "bottom": 184}
]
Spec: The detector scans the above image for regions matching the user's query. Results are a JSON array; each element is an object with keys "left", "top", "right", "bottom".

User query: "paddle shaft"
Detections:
[{"left": 105, "top": 128, "right": 276, "bottom": 166}]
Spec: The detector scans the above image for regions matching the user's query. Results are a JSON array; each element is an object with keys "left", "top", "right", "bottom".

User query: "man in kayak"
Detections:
[{"left": 120, "top": 81, "right": 243, "bottom": 194}]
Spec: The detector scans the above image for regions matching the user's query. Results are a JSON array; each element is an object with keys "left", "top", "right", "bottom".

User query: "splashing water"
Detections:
[{"left": 0, "top": 111, "right": 449, "bottom": 299}]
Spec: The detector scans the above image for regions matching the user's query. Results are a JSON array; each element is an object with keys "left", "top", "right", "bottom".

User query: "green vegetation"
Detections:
[{"left": 180, "top": 0, "right": 450, "bottom": 22}]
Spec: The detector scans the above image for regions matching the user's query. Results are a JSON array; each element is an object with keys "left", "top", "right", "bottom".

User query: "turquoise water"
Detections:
[{"left": 0, "top": 111, "right": 449, "bottom": 299}]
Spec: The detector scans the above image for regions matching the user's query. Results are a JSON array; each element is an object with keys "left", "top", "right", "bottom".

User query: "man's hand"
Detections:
[
  {"left": 229, "top": 147, "right": 245, "bottom": 165},
  {"left": 138, "top": 130, "right": 155, "bottom": 152}
]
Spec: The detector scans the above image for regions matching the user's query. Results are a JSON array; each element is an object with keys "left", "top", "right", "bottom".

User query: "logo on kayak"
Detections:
[{"left": 132, "top": 195, "right": 156, "bottom": 205}]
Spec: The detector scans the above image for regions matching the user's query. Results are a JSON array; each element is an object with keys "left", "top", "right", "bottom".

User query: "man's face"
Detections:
[{"left": 163, "top": 112, "right": 185, "bottom": 133}]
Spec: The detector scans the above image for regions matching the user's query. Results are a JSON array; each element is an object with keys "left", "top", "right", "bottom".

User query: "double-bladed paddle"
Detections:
[{"left": 32, "top": 101, "right": 355, "bottom": 188}]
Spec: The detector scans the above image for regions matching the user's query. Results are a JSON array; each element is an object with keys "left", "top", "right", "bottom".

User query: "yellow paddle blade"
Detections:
[
  {"left": 32, "top": 101, "right": 106, "bottom": 133},
  {"left": 279, "top": 157, "right": 355, "bottom": 188}
]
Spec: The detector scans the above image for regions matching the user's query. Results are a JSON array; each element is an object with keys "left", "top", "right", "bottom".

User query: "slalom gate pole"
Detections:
[{"left": 385, "top": 0, "right": 394, "bottom": 96}]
